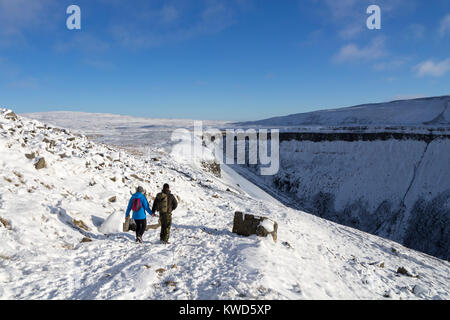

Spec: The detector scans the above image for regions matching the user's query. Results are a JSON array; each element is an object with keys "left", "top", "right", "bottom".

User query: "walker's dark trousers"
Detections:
[
  {"left": 135, "top": 219, "right": 147, "bottom": 239},
  {"left": 160, "top": 213, "right": 172, "bottom": 243}
]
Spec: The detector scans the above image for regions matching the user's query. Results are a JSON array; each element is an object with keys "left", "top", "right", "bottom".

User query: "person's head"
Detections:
[
  {"left": 136, "top": 186, "right": 145, "bottom": 194},
  {"left": 163, "top": 183, "right": 170, "bottom": 192}
]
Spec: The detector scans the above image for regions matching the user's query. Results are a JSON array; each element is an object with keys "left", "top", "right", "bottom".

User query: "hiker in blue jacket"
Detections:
[{"left": 125, "top": 186, "right": 155, "bottom": 243}]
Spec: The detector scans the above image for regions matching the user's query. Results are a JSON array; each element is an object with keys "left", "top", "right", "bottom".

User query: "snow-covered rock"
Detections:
[{"left": 99, "top": 211, "right": 124, "bottom": 234}]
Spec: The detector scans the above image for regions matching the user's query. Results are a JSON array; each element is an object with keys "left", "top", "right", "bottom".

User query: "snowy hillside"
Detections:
[
  {"left": 236, "top": 95, "right": 450, "bottom": 128},
  {"left": 231, "top": 136, "right": 450, "bottom": 261},
  {"left": 1, "top": 109, "right": 450, "bottom": 299},
  {"left": 227, "top": 95, "right": 450, "bottom": 261}
]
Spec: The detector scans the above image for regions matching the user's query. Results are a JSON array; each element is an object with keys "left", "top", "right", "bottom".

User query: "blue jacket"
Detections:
[{"left": 125, "top": 192, "right": 153, "bottom": 220}]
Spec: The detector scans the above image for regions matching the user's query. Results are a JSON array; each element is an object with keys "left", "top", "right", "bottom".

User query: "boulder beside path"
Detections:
[{"left": 232, "top": 211, "right": 278, "bottom": 242}]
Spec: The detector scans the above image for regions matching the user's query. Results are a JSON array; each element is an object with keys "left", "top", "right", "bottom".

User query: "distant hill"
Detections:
[{"left": 236, "top": 96, "right": 450, "bottom": 128}]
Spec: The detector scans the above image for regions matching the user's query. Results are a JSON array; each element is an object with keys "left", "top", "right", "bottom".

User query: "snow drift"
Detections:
[{"left": 99, "top": 211, "right": 124, "bottom": 234}]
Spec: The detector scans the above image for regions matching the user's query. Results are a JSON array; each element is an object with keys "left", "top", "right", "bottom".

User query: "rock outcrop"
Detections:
[
  {"left": 232, "top": 211, "right": 277, "bottom": 242},
  {"left": 34, "top": 157, "right": 46, "bottom": 170}
]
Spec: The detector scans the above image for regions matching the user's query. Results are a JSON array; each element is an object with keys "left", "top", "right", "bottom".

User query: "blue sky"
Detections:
[{"left": 0, "top": 0, "right": 449, "bottom": 121}]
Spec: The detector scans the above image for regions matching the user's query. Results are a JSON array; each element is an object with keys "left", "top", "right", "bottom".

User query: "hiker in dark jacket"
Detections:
[
  {"left": 152, "top": 183, "right": 178, "bottom": 244},
  {"left": 125, "top": 186, "right": 155, "bottom": 243}
]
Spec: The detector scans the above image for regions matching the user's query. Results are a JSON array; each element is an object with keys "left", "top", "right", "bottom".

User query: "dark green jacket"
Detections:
[{"left": 152, "top": 190, "right": 178, "bottom": 214}]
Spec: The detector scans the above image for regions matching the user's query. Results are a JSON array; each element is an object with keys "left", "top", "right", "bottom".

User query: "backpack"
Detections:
[
  {"left": 156, "top": 192, "right": 169, "bottom": 213},
  {"left": 131, "top": 198, "right": 142, "bottom": 212}
]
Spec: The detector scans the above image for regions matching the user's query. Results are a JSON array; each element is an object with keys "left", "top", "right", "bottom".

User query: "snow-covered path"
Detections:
[
  {"left": 4, "top": 202, "right": 449, "bottom": 300},
  {"left": 1, "top": 109, "right": 449, "bottom": 300}
]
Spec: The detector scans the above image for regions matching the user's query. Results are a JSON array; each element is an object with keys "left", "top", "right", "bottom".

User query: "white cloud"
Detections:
[
  {"left": 439, "top": 14, "right": 450, "bottom": 36},
  {"left": 0, "top": 0, "right": 56, "bottom": 46},
  {"left": 322, "top": 0, "right": 364, "bottom": 40},
  {"left": 53, "top": 34, "right": 110, "bottom": 54},
  {"left": 301, "top": 29, "right": 325, "bottom": 47},
  {"left": 414, "top": 58, "right": 450, "bottom": 77},
  {"left": 82, "top": 59, "right": 115, "bottom": 71},
  {"left": 7, "top": 77, "right": 39, "bottom": 90},
  {"left": 333, "top": 37, "right": 387, "bottom": 63},
  {"left": 160, "top": 5, "right": 179, "bottom": 24},
  {"left": 405, "top": 24, "right": 426, "bottom": 41},
  {"left": 373, "top": 57, "right": 410, "bottom": 71},
  {"left": 322, "top": 0, "right": 362, "bottom": 20},
  {"left": 338, "top": 24, "right": 364, "bottom": 40},
  {"left": 108, "top": 1, "right": 237, "bottom": 49}
]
